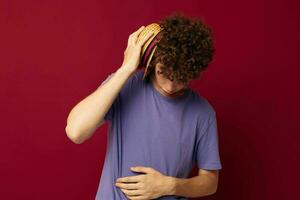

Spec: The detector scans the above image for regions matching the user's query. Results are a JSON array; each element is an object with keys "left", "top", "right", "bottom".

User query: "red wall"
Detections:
[{"left": 1, "top": 0, "right": 299, "bottom": 199}]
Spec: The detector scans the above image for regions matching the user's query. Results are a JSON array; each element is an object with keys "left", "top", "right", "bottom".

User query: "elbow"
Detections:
[
  {"left": 65, "top": 125, "right": 84, "bottom": 144},
  {"left": 208, "top": 182, "right": 218, "bottom": 195},
  {"left": 207, "top": 172, "right": 219, "bottom": 195},
  {"left": 210, "top": 187, "right": 217, "bottom": 195}
]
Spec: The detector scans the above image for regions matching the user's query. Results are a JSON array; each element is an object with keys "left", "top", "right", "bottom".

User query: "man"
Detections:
[{"left": 65, "top": 12, "right": 222, "bottom": 200}]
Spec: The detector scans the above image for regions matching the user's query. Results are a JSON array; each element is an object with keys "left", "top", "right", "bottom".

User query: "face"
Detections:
[{"left": 151, "top": 62, "right": 189, "bottom": 95}]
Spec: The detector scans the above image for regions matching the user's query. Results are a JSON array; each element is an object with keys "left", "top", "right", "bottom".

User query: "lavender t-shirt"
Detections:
[{"left": 95, "top": 70, "right": 222, "bottom": 200}]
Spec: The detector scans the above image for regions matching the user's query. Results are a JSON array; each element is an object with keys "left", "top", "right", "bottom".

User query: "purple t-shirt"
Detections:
[{"left": 95, "top": 70, "right": 222, "bottom": 200}]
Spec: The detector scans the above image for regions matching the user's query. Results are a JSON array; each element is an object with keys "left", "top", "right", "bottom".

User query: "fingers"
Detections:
[
  {"left": 115, "top": 182, "right": 141, "bottom": 190},
  {"left": 117, "top": 174, "right": 144, "bottom": 183},
  {"left": 120, "top": 188, "right": 144, "bottom": 198},
  {"left": 126, "top": 25, "right": 155, "bottom": 51},
  {"left": 133, "top": 26, "right": 149, "bottom": 44},
  {"left": 134, "top": 25, "right": 146, "bottom": 35},
  {"left": 128, "top": 26, "right": 145, "bottom": 46},
  {"left": 136, "top": 31, "right": 154, "bottom": 46}
]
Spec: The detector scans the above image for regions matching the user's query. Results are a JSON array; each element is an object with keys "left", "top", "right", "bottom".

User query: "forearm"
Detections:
[
  {"left": 165, "top": 174, "right": 218, "bottom": 198},
  {"left": 65, "top": 66, "right": 134, "bottom": 144}
]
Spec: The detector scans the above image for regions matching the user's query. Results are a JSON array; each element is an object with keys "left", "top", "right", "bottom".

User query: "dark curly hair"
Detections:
[{"left": 147, "top": 11, "right": 215, "bottom": 84}]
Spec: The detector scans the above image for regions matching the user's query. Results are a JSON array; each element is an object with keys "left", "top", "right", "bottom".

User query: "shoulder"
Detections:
[
  {"left": 188, "top": 90, "right": 217, "bottom": 130},
  {"left": 189, "top": 90, "right": 216, "bottom": 116},
  {"left": 188, "top": 92, "right": 218, "bottom": 138},
  {"left": 119, "top": 70, "right": 145, "bottom": 97},
  {"left": 125, "top": 70, "right": 146, "bottom": 89},
  {"left": 126, "top": 70, "right": 144, "bottom": 85},
  {"left": 133, "top": 70, "right": 145, "bottom": 81}
]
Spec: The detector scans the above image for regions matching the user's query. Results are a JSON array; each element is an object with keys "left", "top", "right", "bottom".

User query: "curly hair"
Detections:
[{"left": 147, "top": 11, "right": 215, "bottom": 84}]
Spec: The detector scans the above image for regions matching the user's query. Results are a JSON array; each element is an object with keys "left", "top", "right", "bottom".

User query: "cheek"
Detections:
[{"left": 155, "top": 73, "right": 166, "bottom": 83}]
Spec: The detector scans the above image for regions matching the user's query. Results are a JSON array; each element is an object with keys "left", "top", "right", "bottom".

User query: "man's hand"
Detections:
[
  {"left": 115, "top": 166, "right": 174, "bottom": 200},
  {"left": 121, "top": 26, "right": 154, "bottom": 75}
]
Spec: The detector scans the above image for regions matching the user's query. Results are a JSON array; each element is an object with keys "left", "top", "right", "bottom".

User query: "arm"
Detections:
[
  {"left": 65, "top": 66, "right": 134, "bottom": 144},
  {"left": 166, "top": 169, "right": 219, "bottom": 198},
  {"left": 65, "top": 25, "right": 153, "bottom": 144}
]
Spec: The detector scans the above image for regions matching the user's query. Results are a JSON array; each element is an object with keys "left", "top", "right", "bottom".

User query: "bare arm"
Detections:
[
  {"left": 65, "top": 66, "right": 134, "bottom": 144},
  {"left": 65, "top": 25, "right": 153, "bottom": 144},
  {"left": 167, "top": 169, "right": 219, "bottom": 197}
]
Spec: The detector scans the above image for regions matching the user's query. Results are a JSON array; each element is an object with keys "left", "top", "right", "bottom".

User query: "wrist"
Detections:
[
  {"left": 163, "top": 176, "right": 177, "bottom": 196},
  {"left": 116, "top": 66, "right": 135, "bottom": 77}
]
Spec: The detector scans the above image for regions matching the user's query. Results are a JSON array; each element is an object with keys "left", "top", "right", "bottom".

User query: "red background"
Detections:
[{"left": 1, "top": 0, "right": 299, "bottom": 199}]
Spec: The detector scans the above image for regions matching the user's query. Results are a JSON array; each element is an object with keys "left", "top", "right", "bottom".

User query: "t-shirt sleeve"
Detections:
[{"left": 195, "top": 112, "right": 222, "bottom": 170}]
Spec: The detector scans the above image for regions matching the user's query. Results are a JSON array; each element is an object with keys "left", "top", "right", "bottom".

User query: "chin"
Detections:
[{"left": 163, "top": 89, "right": 177, "bottom": 94}]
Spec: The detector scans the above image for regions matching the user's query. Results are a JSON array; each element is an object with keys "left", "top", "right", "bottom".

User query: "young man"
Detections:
[{"left": 66, "top": 12, "right": 222, "bottom": 200}]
